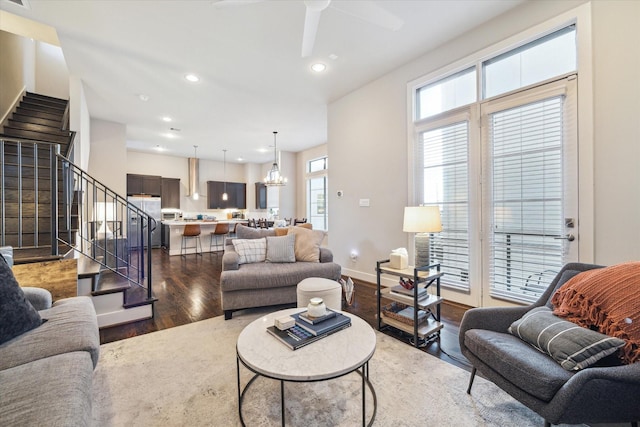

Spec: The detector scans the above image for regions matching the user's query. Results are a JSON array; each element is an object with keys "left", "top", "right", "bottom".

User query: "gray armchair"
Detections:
[{"left": 459, "top": 263, "right": 640, "bottom": 427}]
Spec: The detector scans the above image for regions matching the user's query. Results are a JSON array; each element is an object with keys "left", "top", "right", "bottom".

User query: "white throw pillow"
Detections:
[{"left": 232, "top": 238, "right": 267, "bottom": 264}]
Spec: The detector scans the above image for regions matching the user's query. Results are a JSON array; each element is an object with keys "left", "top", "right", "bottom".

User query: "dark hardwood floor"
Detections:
[{"left": 99, "top": 249, "right": 473, "bottom": 371}]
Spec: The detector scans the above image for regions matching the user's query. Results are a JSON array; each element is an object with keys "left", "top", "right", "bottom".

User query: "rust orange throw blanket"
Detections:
[{"left": 552, "top": 262, "right": 640, "bottom": 364}]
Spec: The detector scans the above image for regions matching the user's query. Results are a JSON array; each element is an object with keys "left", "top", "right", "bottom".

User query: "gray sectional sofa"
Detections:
[
  {"left": 220, "top": 225, "right": 342, "bottom": 319},
  {"left": 0, "top": 247, "right": 100, "bottom": 426}
]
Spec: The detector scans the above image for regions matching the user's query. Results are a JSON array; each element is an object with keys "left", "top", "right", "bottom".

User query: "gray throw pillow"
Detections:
[
  {"left": 235, "top": 224, "right": 276, "bottom": 240},
  {"left": 266, "top": 234, "right": 296, "bottom": 263},
  {"left": 509, "top": 306, "right": 625, "bottom": 371},
  {"left": 0, "top": 254, "right": 44, "bottom": 345}
]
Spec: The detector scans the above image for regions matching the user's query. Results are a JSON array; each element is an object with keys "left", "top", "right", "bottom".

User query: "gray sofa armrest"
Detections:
[
  {"left": 547, "top": 362, "right": 640, "bottom": 423},
  {"left": 0, "top": 246, "right": 13, "bottom": 267},
  {"left": 222, "top": 245, "right": 239, "bottom": 271},
  {"left": 21, "top": 287, "right": 53, "bottom": 311},
  {"left": 459, "top": 305, "right": 530, "bottom": 352},
  {"left": 319, "top": 247, "right": 333, "bottom": 263}
]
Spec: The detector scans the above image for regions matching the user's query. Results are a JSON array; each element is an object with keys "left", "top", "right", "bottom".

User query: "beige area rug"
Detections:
[{"left": 92, "top": 309, "right": 548, "bottom": 426}]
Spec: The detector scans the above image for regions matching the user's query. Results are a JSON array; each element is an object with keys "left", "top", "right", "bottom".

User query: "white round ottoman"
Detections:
[{"left": 296, "top": 277, "right": 342, "bottom": 311}]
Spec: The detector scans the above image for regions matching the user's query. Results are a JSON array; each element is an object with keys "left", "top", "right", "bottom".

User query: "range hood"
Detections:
[{"left": 187, "top": 157, "right": 199, "bottom": 200}]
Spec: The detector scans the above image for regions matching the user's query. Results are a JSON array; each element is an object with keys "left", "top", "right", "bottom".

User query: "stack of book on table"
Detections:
[
  {"left": 266, "top": 309, "right": 351, "bottom": 350},
  {"left": 390, "top": 284, "right": 429, "bottom": 300}
]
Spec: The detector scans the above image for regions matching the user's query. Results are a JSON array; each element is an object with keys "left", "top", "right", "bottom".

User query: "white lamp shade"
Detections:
[{"left": 403, "top": 206, "right": 442, "bottom": 233}]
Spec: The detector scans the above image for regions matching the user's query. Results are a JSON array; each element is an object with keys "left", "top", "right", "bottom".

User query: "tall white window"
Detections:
[
  {"left": 306, "top": 157, "right": 328, "bottom": 231},
  {"left": 417, "top": 117, "right": 471, "bottom": 291},
  {"left": 482, "top": 79, "right": 577, "bottom": 303},
  {"left": 412, "top": 24, "right": 580, "bottom": 305}
]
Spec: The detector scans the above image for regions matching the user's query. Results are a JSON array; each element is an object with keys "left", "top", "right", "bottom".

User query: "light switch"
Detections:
[{"left": 359, "top": 199, "right": 370, "bottom": 207}]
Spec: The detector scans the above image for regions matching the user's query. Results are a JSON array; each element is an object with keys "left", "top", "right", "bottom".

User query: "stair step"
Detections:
[
  {"left": 123, "top": 284, "right": 157, "bottom": 308},
  {"left": 19, "top": 100, "right": 66, "bottom": 114},
  {"left": 93, "top": 269, "right": 131, "bottom": 296},
  {"left": 15, "top": 107, "right": 63, "bottom": 122},
  {"left": 11, "top": 113, "right": 62, "bottom": 128},
  {"left": 2, "top": 127, "right": 70, "bottom": 144},
  {"left": 25, "top": 92, "right": 68, "bottom": 106},
  {"left": 23, "top": 95, "right": 68, "bottom": 110},
  {"left": 7, "top": 120, "right": 68, "bottom": 136},
  {"left": 77, "top": 256, "right": 102, "bottom": 279}
]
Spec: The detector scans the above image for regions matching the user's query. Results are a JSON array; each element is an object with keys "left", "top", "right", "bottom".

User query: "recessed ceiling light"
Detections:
[
  {"left": 311, "top": 63, "right": 326, "bottom": 73},
  {"left": 163, "top": 132, "right": 177, "bottom": 139},
  {"left": 162, "top": 116, "right": 172, "bottom": 122},
  {"left": 184, "top": 73, "right": 200, "bottom": 83},
  {"left": 155, "top": 145, "right": 165, "bottom": 151},
  {"left": 237, "top": 157, "right": 244, "bottom": 162},
  {"left": 138, "top": 94, "right": 150, "bottom": 102},
  {"left": 329, "top": 54, "right": 338, "bottom": 60}
]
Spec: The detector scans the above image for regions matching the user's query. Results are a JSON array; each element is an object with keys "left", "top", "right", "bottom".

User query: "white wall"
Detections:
[
  {"left": 0, "top": 30, "right": 31, "bottom": 122},
  {"left": 35, "top": 41, "right": 69, "bottom": 100},
  {"left": 88, "top": 119, "right": 127, "bottom": 195},
  {"left": 591, "top": 0, "right": 640, "bottom": 264},
  {"left": 329, "top": 0, "right": 640, "bottom": 291},
  {"left": 69, "top": 76, "right": 90, "bottom": 170}
]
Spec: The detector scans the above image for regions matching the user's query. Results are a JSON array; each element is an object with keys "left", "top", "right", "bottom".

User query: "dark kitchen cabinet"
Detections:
[
  {"left": 127, "top": 174, "right": 162, "bottom": 197},
  {"left": 161, "top": 178, "right": 180, "bottom": 209},
  {"left": 255, "top": 182, "right": 267, "bottom": 209},
  {"left": 207, "top": 181, "right": 246, "bottom": 209}
]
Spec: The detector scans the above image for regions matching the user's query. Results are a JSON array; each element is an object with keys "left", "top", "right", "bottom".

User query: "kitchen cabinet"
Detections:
[
  {"left": 255, "top": 182, "right": 267, "bottom": 209},
  {"left": 127, "top": 174, "right": 162, "bottom": 196},
  {"left": 207, "top": 181, "right": 246, "bottom": 209},
  {"left": 161, "top": 178, "right": 180, "bottom": 209}
]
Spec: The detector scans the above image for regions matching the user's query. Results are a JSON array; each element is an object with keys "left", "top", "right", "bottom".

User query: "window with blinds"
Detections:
[
  {"left": 486, "top": 95, "right": 565, "bottom": 302},
  {"left": 418, "top": 120, "right": 470, "bottom": 291}
]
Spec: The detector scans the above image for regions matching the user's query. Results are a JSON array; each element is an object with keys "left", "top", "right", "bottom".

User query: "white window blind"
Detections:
[
  {"left": 485, "top": 93, "right": 566, "bottom": 303},
  {"left": 418, "top": 120, "right": 470, "bottom": 291}
]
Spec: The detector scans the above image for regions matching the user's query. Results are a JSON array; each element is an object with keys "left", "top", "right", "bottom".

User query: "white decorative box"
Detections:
[
  {"left": 389, "top": 252, "right": 408, "bottom": 269},
  {"left": 274, "top": 315, "right": 295, "bottom": 330}
]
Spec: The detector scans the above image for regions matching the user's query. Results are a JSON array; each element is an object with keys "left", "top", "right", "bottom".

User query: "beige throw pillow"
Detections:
[{"left": 287, "top": 226, "right": 325, "bottom": 262}]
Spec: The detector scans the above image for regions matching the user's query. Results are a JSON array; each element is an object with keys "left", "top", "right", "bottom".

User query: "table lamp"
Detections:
[
  {"left": 403, "top": 206, "right": 442, "bottom": 267},
  {"left": 95, "top": 202, "right": 115, "bottom": 239}
]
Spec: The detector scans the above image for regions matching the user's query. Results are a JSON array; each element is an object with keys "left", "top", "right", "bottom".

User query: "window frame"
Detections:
[
  {"left": 306, "top": 156, "right": 328, "bottom": 231},
  {"left": 406, "top": 4, "right": 593, "bottom": 307}
]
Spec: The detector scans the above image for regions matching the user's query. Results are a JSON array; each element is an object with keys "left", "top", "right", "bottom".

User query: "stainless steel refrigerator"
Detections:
[{"left": 128, "top": 196, "right": 162, "bottom": 248}]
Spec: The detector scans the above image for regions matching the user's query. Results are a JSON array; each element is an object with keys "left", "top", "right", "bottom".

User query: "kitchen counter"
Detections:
[
  {"left": 162, "top": 220, "right": 247, "bottom": 255},
  {"left": 162, "top": 219, "right": 246, "bottom": 226}
]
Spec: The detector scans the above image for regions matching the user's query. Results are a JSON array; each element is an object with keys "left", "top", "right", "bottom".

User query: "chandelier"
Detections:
[{"left": 264, "top": 131, "right": 287, "bottom": 186}]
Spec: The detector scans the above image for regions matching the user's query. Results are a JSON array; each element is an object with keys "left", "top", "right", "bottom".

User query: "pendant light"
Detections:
[
  {"left": 222, "top": 149, "right": 228, "bottom": 201},
  {"left": 264, "top": 131, "right": 287, "bottom": 186}
]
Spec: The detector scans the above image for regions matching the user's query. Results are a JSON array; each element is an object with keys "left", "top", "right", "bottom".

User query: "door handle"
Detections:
[{"left": 554, "top": 234, "right": 575, "bottom": 242}]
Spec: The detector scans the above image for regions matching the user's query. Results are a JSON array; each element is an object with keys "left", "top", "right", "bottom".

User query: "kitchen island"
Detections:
[{"left": 162, "top": 220, "right": 247, "bottom": 256}]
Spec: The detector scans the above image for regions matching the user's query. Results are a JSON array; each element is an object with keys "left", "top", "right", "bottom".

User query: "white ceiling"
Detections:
[{"left": 1, "top": 0, "right": 525, "bottom": 164}]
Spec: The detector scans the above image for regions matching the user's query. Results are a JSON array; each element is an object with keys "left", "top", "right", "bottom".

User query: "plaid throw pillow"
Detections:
[{"left": 232, "top": 238, "right": 267, "bottom": 264}]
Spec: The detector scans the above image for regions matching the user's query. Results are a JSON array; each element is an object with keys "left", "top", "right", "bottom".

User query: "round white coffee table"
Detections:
[{"left": 236, "top": 308, "right": 377, "bottom": 426}]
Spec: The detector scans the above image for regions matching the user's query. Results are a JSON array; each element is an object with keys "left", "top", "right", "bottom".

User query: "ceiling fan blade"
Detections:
[
  {"left": 301, "top": 7, "right": 323, "bottom": 58},
  {"left": 330, "top": 0, "right": 403, "bottom": 31}
]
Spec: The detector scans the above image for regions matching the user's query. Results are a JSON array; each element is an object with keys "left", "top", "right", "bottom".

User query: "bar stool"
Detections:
[
  {"left": 210, "top": 222, "right": 229, "bottom": 252},
  {"left": 181, "top": 223, "right": 202, "bottom": 257}
]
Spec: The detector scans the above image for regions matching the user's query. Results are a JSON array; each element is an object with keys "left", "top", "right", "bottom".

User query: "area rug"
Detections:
[{"left": 92, "top": 309, "right": 545, "bottom": 426}]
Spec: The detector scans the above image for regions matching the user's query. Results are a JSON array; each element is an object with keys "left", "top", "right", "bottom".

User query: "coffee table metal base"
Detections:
[{"left": 236, "top": 355, "right": 377, "bottom": 427}]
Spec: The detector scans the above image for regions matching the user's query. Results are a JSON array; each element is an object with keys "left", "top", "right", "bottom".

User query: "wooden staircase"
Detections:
[
  {"left": 2, "top": 92, "right": 156, "bottom": 327},
  {"left": 3, "top": 92, "right": 72, "bottom": 149},
  {"left": 1, "top": 92, "right": 76, "bottom": 260}
]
